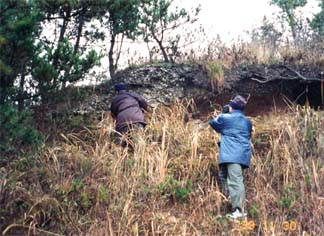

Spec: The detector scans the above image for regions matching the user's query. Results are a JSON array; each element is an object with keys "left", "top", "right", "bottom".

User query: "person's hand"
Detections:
[{"left": 222, "top": 105, "right": 230, "bottom": 113}]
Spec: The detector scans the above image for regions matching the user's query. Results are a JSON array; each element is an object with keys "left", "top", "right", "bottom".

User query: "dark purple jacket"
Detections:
[{"left": 110, "top": 91, "right": 148, "bottom": 132}]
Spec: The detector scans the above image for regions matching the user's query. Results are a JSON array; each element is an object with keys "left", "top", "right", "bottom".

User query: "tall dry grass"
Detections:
[{"left": 1, "top": 100, "right": 323, "bottom": 236}]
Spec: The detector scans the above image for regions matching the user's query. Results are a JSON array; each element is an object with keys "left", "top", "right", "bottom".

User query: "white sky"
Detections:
[
  {"left": 78, "top": 0, "right": 321, "bottom": 84},
  {"left": 180, "top": 0, "right": 320, "bottom": 43}
]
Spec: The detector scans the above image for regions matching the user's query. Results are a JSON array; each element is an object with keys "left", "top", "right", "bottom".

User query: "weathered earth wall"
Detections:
[{"left": 73, "top": 62, "right": 323, "bottom": 117}]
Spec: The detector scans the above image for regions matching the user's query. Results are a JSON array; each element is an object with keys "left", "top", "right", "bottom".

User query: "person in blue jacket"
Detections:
[{"left": 209, "top": 95, "right": 252, "bottom": 219}]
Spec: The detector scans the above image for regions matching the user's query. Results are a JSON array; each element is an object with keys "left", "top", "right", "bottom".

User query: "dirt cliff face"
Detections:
[
  {"left": 74, "top": 62, "right": 323, "bottom": 118},
  {"left": 224, "top": 63, "right": 323, "bottom": 106}
]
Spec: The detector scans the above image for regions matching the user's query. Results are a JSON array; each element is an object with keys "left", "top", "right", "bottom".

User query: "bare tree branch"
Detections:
[{"left": 281, "top": 65, "right": 323, "bottom": 81}]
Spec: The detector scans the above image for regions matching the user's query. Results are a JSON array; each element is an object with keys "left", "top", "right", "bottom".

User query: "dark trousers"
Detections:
[{"left": 114, "top": 123, "right": 145, "bottom": 148}]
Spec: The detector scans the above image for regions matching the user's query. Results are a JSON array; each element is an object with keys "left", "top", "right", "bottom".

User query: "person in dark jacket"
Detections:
[
  {"left": 209, "top": 95, "right": 252, "bottom": 219},
  {"left": 110, "top": 83, "right": 148, "bottom": 147}
]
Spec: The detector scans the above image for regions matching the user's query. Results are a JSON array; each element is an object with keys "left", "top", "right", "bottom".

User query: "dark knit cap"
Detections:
[
  {"left": 229, "top": 95, "right": 247, "bottom": 110},
  {"left": 114, "top": 83, "right": 127, "bottom": 91}
]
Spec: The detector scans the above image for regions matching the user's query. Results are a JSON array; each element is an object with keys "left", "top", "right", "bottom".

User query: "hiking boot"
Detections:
[{"left": 226, "top": 208, "right": 247, "bottom": 220}]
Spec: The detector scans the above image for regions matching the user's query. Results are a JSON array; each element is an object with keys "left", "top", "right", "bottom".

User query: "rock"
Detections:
[
  {"left": 73, "top": 63, "right": 211, "bottom": 114},
  {"left": 70, "top": 62, "right": 324, "bottom": 115}
]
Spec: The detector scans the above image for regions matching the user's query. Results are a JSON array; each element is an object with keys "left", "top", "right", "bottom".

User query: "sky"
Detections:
[
  {"left": 180, "top": 0, "right": 320, "bottom": 43},
  {"left": 125, "top": 0, "right": 320, "bottom": 63},
  {"left": 78, "top": 0, "right": 322, "bottom": 84}
]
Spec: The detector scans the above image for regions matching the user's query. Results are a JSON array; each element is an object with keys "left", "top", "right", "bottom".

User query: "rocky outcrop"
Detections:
[
  {"left": 73, "top": 63, "right": 210, "bottom": 114},
  {"left": 72, "top": 62, "right": 323, "bottom": 115},
  {"left": 105, "top": 63, "right": 210, "bottom": 105}
]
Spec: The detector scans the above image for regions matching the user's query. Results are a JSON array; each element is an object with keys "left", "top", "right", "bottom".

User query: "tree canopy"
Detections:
[
  {"left": 270, "top": 0, "right": 307, "bottom": 44},
  {"left": 0, "top": 0, "right": 201, "bottom": 107}
]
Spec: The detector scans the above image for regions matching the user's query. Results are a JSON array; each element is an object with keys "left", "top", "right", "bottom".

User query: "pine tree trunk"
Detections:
[
  {"left": 74, "top": 15, "right": 84, "bottom": 55},
  {"left": 158, "top": 40, "right": 170, "bottom": 63},
  {"left": 108, "top": 34, "right": 116, "bottom": 79},
  {"left": 152, "top": 31, "right": 170, "bottom": 63},
  {"left": 18, "top": 73, "right": 25, "bottom": 111}
]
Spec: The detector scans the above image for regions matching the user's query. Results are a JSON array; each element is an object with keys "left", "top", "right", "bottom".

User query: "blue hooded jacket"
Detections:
[{"left": 209, "top": 109, "right": 252, "bottom": 168}]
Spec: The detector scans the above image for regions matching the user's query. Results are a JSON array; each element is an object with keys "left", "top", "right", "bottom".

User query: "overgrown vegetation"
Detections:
[
  {"left": 1, "top": 0, "right": 324, "bottom": 235},
  {"left": 0, "top": 104, "right": 43, "bottom": 157},
  {"left": 0, "top": 0, "right": 200, "bottom": 110},
  {"left": 205, "top": 60, "right": 224, "bottom": 92},
  {"left": 0, "top": 1, "right": 201, "bottom": 163},
  {"left": 1, "top": 101, "right": 323, "bottom": 235}
]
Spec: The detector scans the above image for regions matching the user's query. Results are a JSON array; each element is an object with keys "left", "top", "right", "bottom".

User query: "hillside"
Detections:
[
  {"left": 3, "top": 0, "right": 324, "bottom": 234},
  {"left": 1, "top": 63, "right": 324, "bottom": 236}
]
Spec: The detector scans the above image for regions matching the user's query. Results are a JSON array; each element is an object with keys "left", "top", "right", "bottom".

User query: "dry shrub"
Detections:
[
  {"left": 1, "top": 100, "right": 323, "bottom": 235},
  {"left": 205, "top": 61, "right": 225, "bottom": 92}
]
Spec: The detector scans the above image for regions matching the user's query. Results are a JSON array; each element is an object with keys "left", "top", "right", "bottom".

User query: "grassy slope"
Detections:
[{"left": 1, "top": 100, "right": 323, "bottom": 236}]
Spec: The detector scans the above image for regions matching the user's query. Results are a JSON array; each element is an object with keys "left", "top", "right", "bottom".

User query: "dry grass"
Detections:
[
  {"left": 205, "top": 61, "right": 225, "bottom": 92},
  {"left": 186, "top": 37, "right": 324, "bottom": 69},
  {"left": 1, "top": 100, "right": 323, "bottom": 236}
]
